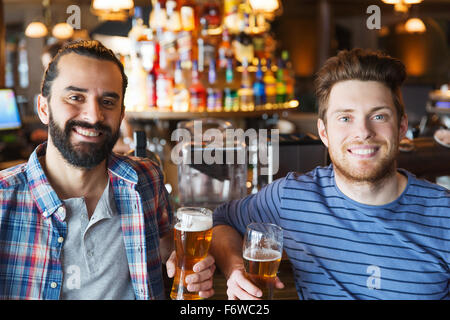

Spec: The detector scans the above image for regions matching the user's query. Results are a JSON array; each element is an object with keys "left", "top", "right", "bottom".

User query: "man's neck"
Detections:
[
  {"left": 41, "top": 142, "right": 109, "bottom": 201},
  {"left": 334, "top": 168, "right": 408, "bottom": 206}
]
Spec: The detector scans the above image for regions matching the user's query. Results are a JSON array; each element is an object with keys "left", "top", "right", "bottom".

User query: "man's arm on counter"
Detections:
[{"left": 210, "top": 178, "right": 286, "bottom": 299}]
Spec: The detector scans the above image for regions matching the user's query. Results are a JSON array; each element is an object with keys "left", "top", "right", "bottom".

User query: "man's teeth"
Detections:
[
  {"left": 351, "top": 148, "right": 376, "bottom": 155},
  {"left": 75, "top": 128, "right": 100, "bottom": 137}
]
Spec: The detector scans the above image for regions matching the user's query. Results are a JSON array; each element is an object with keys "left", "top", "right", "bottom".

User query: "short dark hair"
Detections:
[
  {"left": 315, "top": 48, "right": 406, "bottom": 126},
  {"left": 41, "top": 40, "right": 128, "bottom": 108}
]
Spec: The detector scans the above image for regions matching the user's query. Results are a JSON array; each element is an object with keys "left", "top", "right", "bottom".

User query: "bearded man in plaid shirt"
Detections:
[{"left": 0, "top": 40, "right": 215, "bottom": 300}]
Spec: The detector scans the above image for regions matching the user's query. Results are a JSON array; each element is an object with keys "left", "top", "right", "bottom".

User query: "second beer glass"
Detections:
[
  {"left": 170, "top": 207, "right": 213, "bottom": 300},
  {"left": 243, "top": 222, "right": 283, "bottom": 300}
]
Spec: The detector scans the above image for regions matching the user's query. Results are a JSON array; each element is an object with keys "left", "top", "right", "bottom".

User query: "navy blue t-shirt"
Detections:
[{"left": 213, "top": 165, "right": 450, "bottom": 300}]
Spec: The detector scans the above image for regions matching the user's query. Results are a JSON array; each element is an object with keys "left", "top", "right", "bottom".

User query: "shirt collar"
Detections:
[
  {"left": 26, "top": 143, "right": 64, "bottom": 219},
  {"left": 27, "top": 143, "right": 139, "bottom": 219}
]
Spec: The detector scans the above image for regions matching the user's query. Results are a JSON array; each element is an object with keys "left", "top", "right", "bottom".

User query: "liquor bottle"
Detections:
[
  {"left": 264, "top": 58, "right": 276, "bottom": 107},
  {"left": 223, "top": 0, "right": 240, "bottom": 34},
  {"left": 223, "top": 58, "right": 238, "bottom": 112},
  {"left": 238, "top": 58, "right": 254, "bottom": 112},
  {"left": 201, "top": 0, "right": 222, "bottom": 35},
  {"left": 173, "top": 60, "right": 190, "bottom": 112},
  {"left": 180, "top": 0, "right": 198, "bottom": 33},
  {"left": 218, "top": 28, "right": 233, "bottom": 70},
  {"left": 206, "top": 58, "right": 223, "bottom": 112},
  {"left": 189, "top": 60, "right": 207, "bottom": 112},
  {"left": 155, "top": 41, "right": 174, "bottom": 111},
  {"left": 276, "top": 58, "right": 287, "bottom": 105},
  {"left": 149, "top": 0, "right": 167, "bottom": 31},
  {"left": 282, "top": 50, "right": 295, "bottom": 101},
  {"left": 253, "top": 59, "right": 266, "bottom": 109},
  {"left": 197, "top": 17, "right": 216, "bottom": 72},
  {"left": 159, "top": 2, "right": 179, "bottom": 70},
  {"left": 128, "top": 6, "right": 146, "bottom": 57},
  {"left": 166, "top": 0, "right": 181, "bottom": 32},
  {"left": 147, "top": 41, "right": 160, "bottom": 108},
  {"left": 177, "top": 0, "right": 196, "bottom": 70},
  {"left": 124, "top": 55, "right": 149, "bottom": 111},
  {"left": 232, "top": 12, "right": 254, "bottom": 64}
]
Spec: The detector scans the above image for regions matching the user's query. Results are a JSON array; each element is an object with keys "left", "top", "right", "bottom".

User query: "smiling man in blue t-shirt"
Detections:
[{"left": 211, "top": 48, "right": 449, "bottom": 300}]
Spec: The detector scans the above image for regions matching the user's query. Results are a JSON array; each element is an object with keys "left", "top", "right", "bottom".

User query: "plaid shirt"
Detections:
[{"left": 0, "top": 143, "right": 173, "bottom": 300}]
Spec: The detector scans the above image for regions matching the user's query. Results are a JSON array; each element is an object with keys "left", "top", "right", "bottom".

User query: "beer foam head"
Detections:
[
  {"left": 243, "top": 248, "right": 282, "bottom": 262},
  {"left": 175, "top": 208, "right": 213, "bottom": 232}
]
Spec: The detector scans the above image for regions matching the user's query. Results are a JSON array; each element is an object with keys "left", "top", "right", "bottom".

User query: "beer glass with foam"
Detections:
[
  {"left": 170, "top": 207, "right": 213, "bottom": 300},
  {"left": 243, "top": 222, "right": 283, "bottom": 300}
]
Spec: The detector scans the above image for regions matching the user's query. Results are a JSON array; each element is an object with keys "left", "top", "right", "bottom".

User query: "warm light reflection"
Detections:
[
  {"left": 405, "top": 18, "right": 426, "bottom": 33},
  {"left": 25, "top": 22, "right": 48, "bottom": 38},
  {"left": 249, "top": 0, "right": 280, "bottom": 12},
  {"left": 52, "top": 23, "right": 74, "bottom": 40}
]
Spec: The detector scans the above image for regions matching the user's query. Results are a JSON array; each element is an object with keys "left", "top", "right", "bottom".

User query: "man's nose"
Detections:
[
  {"left": 81, "top": 98, "right": 104, "bottom": 123},
  {"left": 354, "top": 118, "right": 374, "bottom": 140}
]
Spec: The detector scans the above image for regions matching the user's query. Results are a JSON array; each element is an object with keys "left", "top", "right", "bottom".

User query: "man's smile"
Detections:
[{"left": 346, "top": 145, "right": 380, "bottom": 158}]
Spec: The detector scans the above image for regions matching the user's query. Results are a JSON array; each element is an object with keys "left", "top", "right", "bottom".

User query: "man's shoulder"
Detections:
[
  {"left": 0, "top": 162, "right": 28, "bottom": 189},
  {"left": 109, "top": 153, "right": 164, "bottom": 183},
  {"left": 401, "top": 170, "right": 449, "bottom": 210},
  {"left": 284, "top": 165, "right": 334, "bottom": 187}
]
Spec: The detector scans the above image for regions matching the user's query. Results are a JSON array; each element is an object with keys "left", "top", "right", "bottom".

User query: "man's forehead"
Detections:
[
  {"left": 327, "top": 80, "right": 395, "bottom": 111},
  {"left": 57, "top": 52, "right": 119, "bottom": 73},
  {"left": 54, "top": 53, "right": 123, "bottom": 92}
]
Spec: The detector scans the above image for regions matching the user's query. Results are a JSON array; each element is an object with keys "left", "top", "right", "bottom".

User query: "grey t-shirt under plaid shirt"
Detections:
[{"left": 60, "top": 181, "right": 135, "bottom": 300}]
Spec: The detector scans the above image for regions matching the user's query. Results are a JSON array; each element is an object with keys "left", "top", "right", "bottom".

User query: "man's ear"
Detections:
[
  {"left": 317, "top": 118, "right": 329, "bottom": 148},
  {"left": 36, "top": 94, "right": 50, "bottom": 125},
  {"left": 399, "top": 114, "right": 408, "bottom": 140}
]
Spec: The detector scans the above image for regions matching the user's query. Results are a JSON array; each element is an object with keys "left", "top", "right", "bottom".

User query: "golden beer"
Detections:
[
  {"left": 243, "top": 248, "right": 282, "bottom": 300},
  {"left": 170, "top": 208, "right": 212, "bottom": 300}
]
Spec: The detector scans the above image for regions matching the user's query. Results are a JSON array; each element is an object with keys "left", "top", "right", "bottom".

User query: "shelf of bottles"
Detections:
[{"left": 123, "top": 0, "right": 298, "bottom": 119}]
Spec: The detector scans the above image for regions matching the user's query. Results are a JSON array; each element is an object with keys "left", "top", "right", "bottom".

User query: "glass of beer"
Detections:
[
  {"left": 170, "top": 207, "right": 213, "bottom": 300},
  {"left": 243, "top": 222, "right": 283, "bottom": 300}
]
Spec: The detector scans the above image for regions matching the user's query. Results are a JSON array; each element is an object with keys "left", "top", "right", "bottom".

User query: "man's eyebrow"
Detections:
[
  {"left": 103, "top": 92, "right": 120, "bottom": 100},
  {"left": 64, "top": 86, "right": 120, "bottom": 99},
  {"left": 331, "top": 106, "right": 392, "bottom": 115},
  {"left": 64, "top": 86, "right": 88, "bottom": 93}
]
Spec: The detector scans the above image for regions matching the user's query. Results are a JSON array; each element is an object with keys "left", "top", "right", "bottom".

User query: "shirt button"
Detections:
[
  {"left": 57, "top": 237, "right": 64, "bottom": 244},
  {"left": 58, "top": 207, "right": 65, "bottom": 213},
  {"left": 50, "top": 282, "right": 58, "bottom": 289}
]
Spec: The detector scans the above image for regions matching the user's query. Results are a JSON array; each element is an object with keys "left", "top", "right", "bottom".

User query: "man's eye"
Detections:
[
  {"left": 373, "top": 114, "right": 385, "bottom": 121},
  {"left": 102, "top": 99, "right": 116, "bottom": 107},
  {"left": 68, "top": 95, "right": 83, "bottom": 102},
  {"left": 339, "top": 116, "right": 350, "bottom": 122}
]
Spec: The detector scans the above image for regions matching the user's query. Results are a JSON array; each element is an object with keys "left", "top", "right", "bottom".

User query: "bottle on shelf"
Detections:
[
  {"left": 189, "top": 60, "right": 207, "bottom": 112},
  {"left": 223, "top": 58, "right": 238, "bottom": 112},
  {"left": 238, "top": 57, "right": 254, "bottom": 112},
  {"left": 232, "top": 12, "right": 254, "bottom": 64},
  {"left": 253, "top": 59, "right": 266, "bottom": 109},
  {"left": 223, "top": 0, "right": 240, "bottom": 34},
  {"left": 154, "top": 36, "right": 174, "bottom": 111},
  {"left": 206, "top": 58, "right": 223, "bottom": 112},
  {"left": 173, "top": 60, "right": 190, "bottom": 112},
  {"left": 217, "top": 28, "right": 233, "bottom": 70},
  {"left": 276, "top": 57, "right": 287, "bottom": 105},
  {"left": 197, "top": 17, "right": 216, "bottom": 73},
  {"left": 146, "top": 40, "right": 160, "bottom": 108},
  {"left": 201, "top": 0, "right": 222, "bottom": 35},
  {"left": 149, "top": 0, "right": 167, "bottom": 31},
  {"left": 282, "top": 50, "right": 295, "bottom": 101},
  {"left": 180, "top": 0, "right": 198, "bottom": 33},
  {"left": 264, "top": 58, "right": 277, "bottom": 108}
]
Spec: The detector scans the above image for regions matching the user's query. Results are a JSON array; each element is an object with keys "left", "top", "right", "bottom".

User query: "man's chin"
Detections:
[{"left": 333, "top": 161, "right": 396, "bottom": 184}]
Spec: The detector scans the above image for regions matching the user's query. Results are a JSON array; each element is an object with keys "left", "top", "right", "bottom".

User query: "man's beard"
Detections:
[
  {"left": 48, "top": 109, "right": 120, "bottom": 169},
  {"left": 329, "top": 139, "right": 399, "bottom": 184}
]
